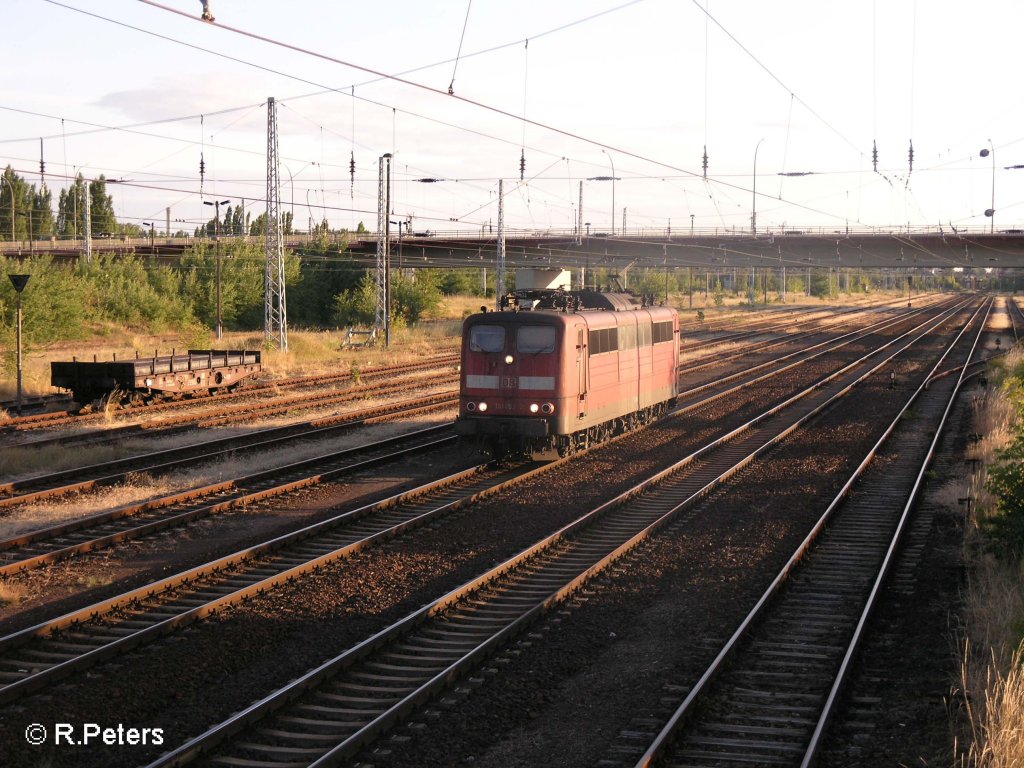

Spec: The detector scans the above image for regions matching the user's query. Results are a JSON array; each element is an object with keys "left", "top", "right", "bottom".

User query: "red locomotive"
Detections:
[{"left": 455, "top": 289, "right": 679, "bottom": 457}]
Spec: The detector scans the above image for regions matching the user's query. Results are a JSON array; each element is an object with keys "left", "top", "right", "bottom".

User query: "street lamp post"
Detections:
[
  {"left": 390, "top": 219, "right": 406, "bottom": 271},
  {"left": 2, "top": 175, "right": 13, "bottom": 243},
  {"left": 8, "top": 274, "right": 30, "bottom": 415},
  {"left": 980, "top": 140, "right": 995, "bottom": 233},
  {"left": 203, "top": 199, "right": 230, "bottom": 340},
  {"left": 752, "top": 138, "right": 764, "bottom": 236},
  {"left": 142, "top": 221, "right": 155, "bottom": 249}
]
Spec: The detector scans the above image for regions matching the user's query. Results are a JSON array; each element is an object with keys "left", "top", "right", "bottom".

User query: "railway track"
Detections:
[
  {"left": 625, "top": 303, "right": 987, "bottom": 767},
  {"left": 131, "top": 299, "right": 982, "bottom": 768},
  {"left": 676, "top": 299, "right": 945, "bottom": 397},
  {"left": 0, "top": 298, "right": 975, "bottom": 723},
  {"left": 0, "top": 390, "right": 457, "bottom": 509},
  {"left": 0, "top": 355, "right": 459, "bottom": 437},
  {"left": 0, "top": 298, "right": 966, "bottom": 577},
  {"left": 0, "top": 455, "right": 555, "bottom": 705},
  {"left": 1006, "top": 294, "right": 1023, "bottom": 343},
  {"left": 678, "top": 296, "right": 938, "bottom": 364},
  {"left": 3, "top": 369, "right": 456, "bottom": 455},
  {"left": 0, "top": 421, "right": 462, "bottom": 577}
]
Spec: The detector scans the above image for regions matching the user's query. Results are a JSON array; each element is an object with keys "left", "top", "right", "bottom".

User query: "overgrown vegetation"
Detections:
[
  {"left": 0, "top": 244, "right": 495, "bottom": 378},
  {"left": 958, "top": 341, "right": 1024, "bottom": 766}
]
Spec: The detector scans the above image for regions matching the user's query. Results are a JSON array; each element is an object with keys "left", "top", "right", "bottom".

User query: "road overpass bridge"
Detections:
[{"left": 3, "top": 228, "right": 1023, "bottom": 272}]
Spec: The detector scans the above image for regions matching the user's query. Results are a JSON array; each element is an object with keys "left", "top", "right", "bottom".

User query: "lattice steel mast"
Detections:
[
  {"left": 264, "top": 97, "right": 288, "bottom": 351},
  {"left": 495, "top": 178, "right": 506, "bottom": 308},
  {"left": 374, "top": 154, "right": 392, "bottom": 342}
]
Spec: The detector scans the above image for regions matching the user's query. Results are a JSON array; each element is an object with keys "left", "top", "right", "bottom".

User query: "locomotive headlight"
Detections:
[
  {"left": 505, "top": 354, "right": 514, "bottom": 365},
  {"left": 477, "top": 402, "right": 488, "bottom": 412},
  {"left": 529, "top": 403, "right": 540, "bottom": 413},
  {"left": 541, "top": 403, "right": 554, "bottom": 414},
  {"left": 466, "top": 402, "right": 476, "bottom": 412}
]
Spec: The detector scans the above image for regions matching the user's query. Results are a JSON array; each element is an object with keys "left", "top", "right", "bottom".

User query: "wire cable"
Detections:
[{"left": 448, "top": 0, "right": 473, "bottom": 95}]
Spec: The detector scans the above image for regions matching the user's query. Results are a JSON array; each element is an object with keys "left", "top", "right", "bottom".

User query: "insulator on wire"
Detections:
[
  {"left": 872, "top": 140, "right": 878, "bottom": 172},
  {"left": 908, "top": 139, "right": 914, "bottom": 173},
  {"left": 702, "top": 146, "right": 709, "bottom": 178},
  {"left": 199, "top": 153, "right": 206, "bottom": 183},
  {"left": 519, "top": 149, "right": 526, "bottom": 181},
  {"left": 349, "top": 152, "right": 355, "bottom": 180}
]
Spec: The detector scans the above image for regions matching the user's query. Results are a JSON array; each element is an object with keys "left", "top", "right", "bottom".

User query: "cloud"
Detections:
[{"left": 94, "top": 75, "right": 266, "bottom": 128}]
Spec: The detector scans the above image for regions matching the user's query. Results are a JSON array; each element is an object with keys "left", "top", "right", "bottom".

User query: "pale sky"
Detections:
[{"left": 3, "top": 0, "right": 1024, "bottom": 236}]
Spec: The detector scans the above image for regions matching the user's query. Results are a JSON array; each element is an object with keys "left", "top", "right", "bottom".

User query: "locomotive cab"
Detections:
[
  {"left": 455, "top": 289, "right": 680, "bottom": 459},
  {"left": 455, "top": 310, "right": 572, "bottom": 457}
]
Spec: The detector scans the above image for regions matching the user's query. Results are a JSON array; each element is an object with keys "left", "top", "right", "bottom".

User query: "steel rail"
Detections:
[
  {"left": 142, "top": 298, "right": 976, "bottom": 768},
  {"left": 631, "top": 299, "right": 988, "bottom": 768},
  {"left": 177, "top": 371, "right": 457, "bottom": 430},
  {"left": 679, "top": 294, "right": 943, "bottom": 369},
  {"left": 0, "top": 457, "right": 554, "bottom": 705},
  {"left": 799, "top": 303, "right": 991, "bottom": 762},
  {"left": 1007, "top": 294, "right": 1022, "bottom": 343},
  {"left": 0, "top": 299, "right": 969, "bottom": 576},
  {"left": 672, "top": 296, "right": 968, "bottom": 409},
  {"left": 1, "top": 354, "right": 459, "bottom": 435},
  {"left": 0, "top": 424, "right": 457, "bottom": 575},
  {"left": 679, "top": 300, "right": 919, "bottom": 374},
  {"left": 0, "top": 391, "right": 457, "bottom": 506}
]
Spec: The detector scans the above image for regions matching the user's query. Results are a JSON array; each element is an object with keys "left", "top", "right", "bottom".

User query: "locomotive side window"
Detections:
[
  {"left": 638, "top": 323, "right": 652, "bottom": 347},
  {"left": 517, "top": 325, "right": 557, "bottom": 353},
  {"left": 470, "top": 325, "right": 506, "bottom": 352},
  {"left": 652, "top": 321, "right": 674, "bottom": 344},
  {"left": 617, "top": 324, "right": 637, "bottom": 350},
  {"left": 588, "top": 327, "right": 618, "bottom": 355}
]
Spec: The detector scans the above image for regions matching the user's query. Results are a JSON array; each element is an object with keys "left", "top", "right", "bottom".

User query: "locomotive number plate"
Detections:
[{"left": 500, "top": 376, "right": 518, "bottom": 389}]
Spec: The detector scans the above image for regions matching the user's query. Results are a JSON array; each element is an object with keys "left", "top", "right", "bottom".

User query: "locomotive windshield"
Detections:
[
  {"left": 517, "top": 326, "right": 557, "bottom": 354},
  {"left": 469, "top": 325, "right": 506, "bottom": 353}
]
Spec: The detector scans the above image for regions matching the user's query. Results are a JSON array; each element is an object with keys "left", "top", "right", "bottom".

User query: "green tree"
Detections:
[
  {"left": 392, "top": 271, "right": 441, "bottom": 324},
  {"left": 178, "top": 239, "right": 301, "bottom": 331},
  {"left": 56, "top": 175, "right": 86, "bottom": 238},
  {"left": 249, "top": 213, "right": 267, "bottom": 236},
  {"left": 0, "top": 254, "right": 90, "bottom": 374},
  {"left": 1, "top": 166, "right": 52, "bottom": 241},
  {"left": 332, "top": 272, "right": 377, "bottom": 327},
  {"left": 88, "top": 176, "right": 118, "bottom": 235},
  {"left": 55, "top": 174, "right": 117, "bottom": 237},
  {"left": 437, "top": 268, "right": 485, "bottom": 296},
  {"left": 32, "top": 186, "right": 56, "bottom": 238},
  {"left": 984, "top": 435, "right": 1024, "bottom": 557}
]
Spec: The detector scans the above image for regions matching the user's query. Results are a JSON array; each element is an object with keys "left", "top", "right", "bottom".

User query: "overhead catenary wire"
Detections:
[
  {"left": 19, "top": 0, "right": 972, "bottom": 233},
  {"left": 448, "top": 0, "right": 473, "bottom": 95},
  {"left": 128, "top": 0, "right": 857, "bottom": 226},
  {"left": 690, "top": 0, "right": 864, "bottom": 158}
]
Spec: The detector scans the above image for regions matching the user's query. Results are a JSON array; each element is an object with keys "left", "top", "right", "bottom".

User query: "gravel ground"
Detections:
[{"left": 0, "top": 302, "right": 974, "bottom": 768}]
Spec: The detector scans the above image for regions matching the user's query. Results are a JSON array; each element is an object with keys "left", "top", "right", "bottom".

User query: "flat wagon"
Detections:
[{"left": 51, "top": 349, "right": 262, "bottom": 407}]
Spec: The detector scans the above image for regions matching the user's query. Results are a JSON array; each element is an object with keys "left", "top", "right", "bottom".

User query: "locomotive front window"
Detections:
[
  {"left": 517, "top": 326, "right": 557, "bottom": 354},
  {"left": 470, "top": 325, "right": 506, "bottom": 353}
]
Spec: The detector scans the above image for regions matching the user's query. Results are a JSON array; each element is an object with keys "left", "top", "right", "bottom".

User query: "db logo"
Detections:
[{"left": 25, "top": 723, "right": 47, "bottom": 745}]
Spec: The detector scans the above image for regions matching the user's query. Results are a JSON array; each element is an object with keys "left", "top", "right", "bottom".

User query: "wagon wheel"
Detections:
[{"left": 556, "top": 435, "right": 575, "bottom": 458}]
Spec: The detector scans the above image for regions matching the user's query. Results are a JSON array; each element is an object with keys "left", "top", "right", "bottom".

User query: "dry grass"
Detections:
[
  {"left": 0, "top": 441, "right": 132, "bottom": 482},
  {"left": 0, "top": 580, "right": 29, "bottom": 607},
  {"left": 956, "top": 348, "right": 1024, "bottom": 767},
  {"left": 0, "top": 392, "right": 456, "bottom": 541}
]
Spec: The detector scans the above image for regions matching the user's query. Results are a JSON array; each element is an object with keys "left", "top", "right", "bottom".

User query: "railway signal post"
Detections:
[{"left": 8, "top": 273, "right": 30, "bottom": 415}]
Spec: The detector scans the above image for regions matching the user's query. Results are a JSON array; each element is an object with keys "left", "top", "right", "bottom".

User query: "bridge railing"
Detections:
[{"left": 0, "top": 224, "right": 1017, "bottom": 256}]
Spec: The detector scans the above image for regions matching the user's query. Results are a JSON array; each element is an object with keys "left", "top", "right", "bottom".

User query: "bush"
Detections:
[{"left": 983, "top": 362, "right": 1024, "bottom": 557}]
